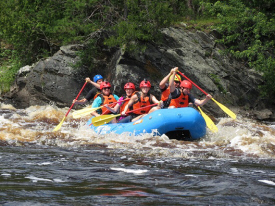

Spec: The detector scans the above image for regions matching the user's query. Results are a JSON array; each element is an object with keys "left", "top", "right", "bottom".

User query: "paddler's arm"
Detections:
[
  {"left": 121, "top": 94, "right": 137, "bottom": 116},
  {"left": 169, "top": 67, "right": 178, "bottom": 93},
  {"left": 159, "top": 68, "right": 173, "bottom": 89},
  {"left": 85, "top": 77, "right": 100, "bottom": 89},
  {"left": 90, "top": 96, "right": 101, "bottom": 117},
  {"left": 194, "top": 94, "right": 212, "bottom": 106}
]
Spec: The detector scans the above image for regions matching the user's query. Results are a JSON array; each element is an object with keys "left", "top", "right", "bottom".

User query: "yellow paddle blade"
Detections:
[
  {"left": 53, "top": 116, "right": 66, "bottom": 132},
  {"left": 72, "top": 107, "right": 100, "bottom": 118},
  {"left": 92, "top": 114, "right": 121, "bottom": 127},
  {"left": 211, "top": 98, "right": 236, "bottom": 120},
  {"left": 198, "top": 106, "right": 218, "bottom": 133}
]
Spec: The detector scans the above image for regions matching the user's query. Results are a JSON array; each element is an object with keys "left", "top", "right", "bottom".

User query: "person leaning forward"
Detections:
[{"left": 169, "top": 68, "right": 212, "bottom": 107}]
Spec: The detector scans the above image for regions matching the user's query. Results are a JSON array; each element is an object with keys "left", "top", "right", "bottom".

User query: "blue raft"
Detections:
[{"left": 87, "top": 107, "right": 206, "bottom": 141}]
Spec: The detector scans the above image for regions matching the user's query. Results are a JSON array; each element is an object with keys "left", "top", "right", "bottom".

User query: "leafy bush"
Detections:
[{"left": 202, "top": 0, "right": 275, "bottom": 98}]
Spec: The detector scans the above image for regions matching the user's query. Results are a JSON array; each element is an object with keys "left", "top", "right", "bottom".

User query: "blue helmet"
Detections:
[{"left": 93, "top": 74, "right": 103, "bottom": 83}]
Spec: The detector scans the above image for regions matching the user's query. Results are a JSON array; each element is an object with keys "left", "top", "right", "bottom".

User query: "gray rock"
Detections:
[{"left": 2, "top": 28, "right": 274, "bottom": 120}]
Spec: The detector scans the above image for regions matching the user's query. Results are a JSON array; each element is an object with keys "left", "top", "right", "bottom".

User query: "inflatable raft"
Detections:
[{"left": 87, "top": 107, "right": 206, "bottom": 141}]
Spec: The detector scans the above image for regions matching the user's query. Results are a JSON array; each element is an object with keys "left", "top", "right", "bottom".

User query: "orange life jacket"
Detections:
[
  {"left": 161, "top": 86, "right": 178, "bottom": 108},
  {"left": 93, "top": 91, "right": 101, "bottom": 100},
  {"left": 120, "top": 92, "right": 136, "bottom": 114},
  {"left": 132, "top": 92, "right": 153, "bottom": 115},
  {"left": 175, "top": 92, "right": 189, "bottom": 108},
  {"left": 161, "top": 86, "right": 170, "bottom": 101},
  {"left": 99, "top": 94, "right": 117, "bottom": 114}
]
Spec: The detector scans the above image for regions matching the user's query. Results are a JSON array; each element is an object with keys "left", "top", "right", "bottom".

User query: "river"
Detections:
[{"left": 1, "top": 103, "right": 275, "bottom": 205}]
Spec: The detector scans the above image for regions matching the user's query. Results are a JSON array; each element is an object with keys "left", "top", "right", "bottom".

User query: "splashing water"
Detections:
[{"left": 1, "top": 103, "right": 274, "bottom": 159}]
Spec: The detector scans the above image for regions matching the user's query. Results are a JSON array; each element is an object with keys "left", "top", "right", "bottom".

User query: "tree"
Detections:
[{"left": 202, "top": 0, "right": 275, "bottom": 98}]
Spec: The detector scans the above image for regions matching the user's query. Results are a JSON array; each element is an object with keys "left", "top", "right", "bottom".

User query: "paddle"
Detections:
[
  {"left": 177, "top": 71, "right": 236, "bottom": 120},
  {"left": 72, "top": 98, "right": 130, "bottom": 118},
  {"left": 197, "top": 106, "right": 218, "bottom": 132},
  {"left": 92, "top": 103, "right": 158, "bottom": 127},
  {"left": 53, "top": 81, "right": 87, "bottom": 131}
]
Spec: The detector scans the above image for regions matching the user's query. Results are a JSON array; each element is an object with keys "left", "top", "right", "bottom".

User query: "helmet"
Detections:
[
  {"left": 180, "top": 80, "right": 192, "bottom": 89},
  {"left": 124, "top": 82, "right": 136, "bottom": 90},
  {"left": 100, "top": 81, "right": 111, "bottom": 90},
  {"left": 169, "top": 74, "right": 181, "bottom": 82},
  {"left": 93, "top": 74, "right": 103, "bottom": 83},
  {"left": 140, "top": 80, "right": 151, "bottom": 88}
]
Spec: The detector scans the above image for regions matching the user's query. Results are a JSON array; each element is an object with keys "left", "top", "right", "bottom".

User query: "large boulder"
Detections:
[{"left": 2, "top": 27, "right": 274, "bottom": 120}]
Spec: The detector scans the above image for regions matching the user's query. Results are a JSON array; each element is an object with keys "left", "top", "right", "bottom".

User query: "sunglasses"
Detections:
[
  {"left": 103, "top": 87, "right": 110, "bottom": 90},
  {"left": 175, "top": 81, "right": 180, "bottom": 84}
]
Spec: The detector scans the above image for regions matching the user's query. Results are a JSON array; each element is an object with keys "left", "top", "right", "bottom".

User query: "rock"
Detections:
[
  {"left": 2, "top": 27, "right": 274, "bottom": 119},
  {"left": 253, "top": 109, "right": 273, "bottom": 120}
]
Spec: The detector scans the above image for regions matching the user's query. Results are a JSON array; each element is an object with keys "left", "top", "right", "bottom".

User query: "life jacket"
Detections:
[
  {"left": 93, "top": 90, "right": 101, "bottom": 100},
  {"left": 98, "top": 94, "right": 117, "bottom": 114},
  {"left": 132, "top": 92, "right": 153, "bottom": 115},
  {"left": 175, "top": 91, "right": 189, "bottom": 108},
  {"left": 120, "top": 92, "right": 136, "bottom": 114},
  {"left": 161, "top": 86, "right": 178, "bottom": 108}
]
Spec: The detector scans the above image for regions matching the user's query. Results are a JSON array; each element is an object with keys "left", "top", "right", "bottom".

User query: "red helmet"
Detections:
[
  {"left": 100, "top": 81, "right": 111, "bottom": 90},
  {"left": 180, "top": 80, "right": 192, "bottom": 89},
  {"left": 139, "top": 80, "right": 151, "bottom": 88},
  {"left": 124, "top": 82, "right": 136, "bottom": 90}
]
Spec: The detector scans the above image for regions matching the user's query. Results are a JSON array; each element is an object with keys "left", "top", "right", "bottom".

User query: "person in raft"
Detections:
[
  {"left": 120, "top": 79, "right": 162, "bottom": 122},
  {"left": 104, "top": 82, "right": 136, "bottom": 123},
  {"left": 72, "top": 74, "right": 103, "bottom": 105},
  {"left": 159, "top": 67, "right": 182, "bottom": 108},
  {"left": 90, "top": 81, "right": 120, "bottom": 117},
  {"left": 169, "top": 67, "right": 212, "bottom": 107}
]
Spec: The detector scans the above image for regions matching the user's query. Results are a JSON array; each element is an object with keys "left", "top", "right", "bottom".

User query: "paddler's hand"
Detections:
[
  {"left": 206, "top": 94, "right": 212, "bottom": 100},
  {"left": 121, "top": 111, "right": 126, "bottom": 116},
  {"left": 171, "top": 67, "right": 178, "bottom": 74},
  {"left": 158, "top": 100, "right": 164, "bottom": 108},
  {"left": 104, "top": 104, "right": 110, "bottom": 109},
  {"left": 85, "top": 77, "right": 92, "bottom": 83}
]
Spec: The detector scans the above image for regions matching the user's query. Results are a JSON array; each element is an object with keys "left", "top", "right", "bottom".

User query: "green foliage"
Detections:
[
  {"left": 1, "top": 0, "right": 275, "bottom": 101},
  {"left": 104, "top": 0, "right": 179, "bottom": 52},
  {"left": 202, "top": 0, "right": 275, "bottom": 98},
  {"left": 209, "top": 73, "right": 227, "bottom": 94},
  {"left": 0, "top": 61, "right": 21, "bottom": 94},
  {"left": 74, "top": 39, "right": 98, "bottom": 72}
]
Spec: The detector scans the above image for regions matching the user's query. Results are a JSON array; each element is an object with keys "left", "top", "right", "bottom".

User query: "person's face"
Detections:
[
  {"left": 125, "top": 88, "right": 134, "bottom": 97},
  {"left": 181, "top": 87, "right": 190, "bottom": 95},
  {"left": 140, "top": 87, "right": 150, "bottom": 94},
  {"left": 174, "top": 81, "right": 180, "bottom": 88},
  {"left": 97, "top": 79, "right": 103, "bottom": 84},
  {"left": 102, "top": 87, "right": 111, "bottom": 95}
]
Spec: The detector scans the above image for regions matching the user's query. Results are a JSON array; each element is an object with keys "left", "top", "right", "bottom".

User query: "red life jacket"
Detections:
[
  {"left": 99, "top": 94, "right": 117, "bottom": 114},
  {"left": 132, "top": 92, "right": 153, "bottom": 114}
]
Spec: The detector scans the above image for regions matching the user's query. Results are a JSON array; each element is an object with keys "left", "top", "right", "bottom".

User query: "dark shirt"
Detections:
[
  {"left": 85, "top": 87, "right": 100, "bottom": 102},
  {"left": 170, "top": 88, "right": 196, "bottom": 104}
]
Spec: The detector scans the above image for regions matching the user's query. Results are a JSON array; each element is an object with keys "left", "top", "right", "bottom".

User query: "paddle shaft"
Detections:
[
  {"left": 178, "top": 70, "right": 236, "bottom": 119},
  {"left": 177, "top": 71, "right": 208, "bottom": 95},
  {"left": 53, "top": 81, "right": 87, "bottom": 131},
  {"left": 125, "top": 103, "right": 158, "bottom": 115},
  {"left": 65, "top": 81, "right": 87, "bottom": 117}
]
